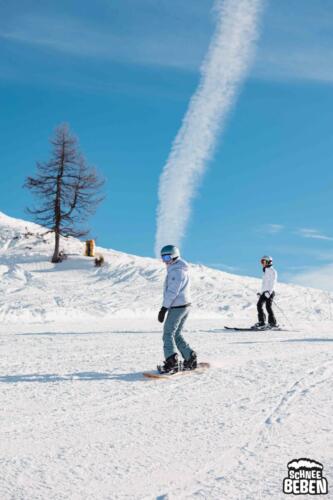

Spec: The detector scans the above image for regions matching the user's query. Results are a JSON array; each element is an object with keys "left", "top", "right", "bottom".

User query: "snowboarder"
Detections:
[
  {"left": 253, "top": 255, "right": 278, "bottom": 329},
  {"left": 157, "top": 245, "right": 197, "bottom": 373}
]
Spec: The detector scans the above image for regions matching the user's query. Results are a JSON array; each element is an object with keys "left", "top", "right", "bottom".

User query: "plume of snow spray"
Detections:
[{"left": 155, "top": 0, "right": 264, "bottom": 256}]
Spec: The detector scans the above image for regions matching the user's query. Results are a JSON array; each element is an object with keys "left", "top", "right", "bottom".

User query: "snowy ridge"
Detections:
[{"left": 1, "top": 211, "right": 333, "bottom": 324}]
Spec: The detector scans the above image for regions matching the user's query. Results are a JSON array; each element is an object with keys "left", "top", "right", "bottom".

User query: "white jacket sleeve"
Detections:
[
  {"left": 262, "top": 267, "right": 277, "bottom": 294},
  {"left": 163, "top": 269, "right": 185, "bottom": 308}
]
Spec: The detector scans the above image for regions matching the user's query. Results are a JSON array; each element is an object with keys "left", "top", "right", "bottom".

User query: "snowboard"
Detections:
[
  {"left": 143, "top": 362, "right": 210, "bottom": 380},
  {"left": 224, "top": 325, "right": 283, "bottom": 332}
]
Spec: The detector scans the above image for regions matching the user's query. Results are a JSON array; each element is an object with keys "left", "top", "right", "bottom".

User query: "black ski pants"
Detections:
[{"left": 257, "top": 292, "right": 276, "bottom": 326}]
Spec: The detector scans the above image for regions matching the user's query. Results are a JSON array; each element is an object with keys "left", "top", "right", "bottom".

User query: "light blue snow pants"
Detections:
[{"left": 163, "top": 306, "right": 192, "bottom": 361}]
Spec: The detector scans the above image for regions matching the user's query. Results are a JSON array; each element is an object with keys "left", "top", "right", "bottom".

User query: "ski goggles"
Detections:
[{"left": 161, "top": 254, "right": 173, "bottom": 263}]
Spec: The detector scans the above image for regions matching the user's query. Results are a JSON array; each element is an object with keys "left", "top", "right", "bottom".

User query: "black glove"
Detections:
[{"left": 158, "top": 307, "right": 168, "bottom": 323}]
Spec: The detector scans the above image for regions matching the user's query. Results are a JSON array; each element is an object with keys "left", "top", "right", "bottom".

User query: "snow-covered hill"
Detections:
[
  {"left": 1, "top": 211, "right": 333, "bottom": 499},
  {"left": 0, "top": 210, "right": 332, "bottom": 325}
]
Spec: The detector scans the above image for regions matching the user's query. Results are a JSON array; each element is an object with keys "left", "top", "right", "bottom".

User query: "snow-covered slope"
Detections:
[
  {"left": 1, "top": 212, "right": 332, "bottom": 500},
  {"left": 1, "top": 211, "right": 333, "bottom": 324}
]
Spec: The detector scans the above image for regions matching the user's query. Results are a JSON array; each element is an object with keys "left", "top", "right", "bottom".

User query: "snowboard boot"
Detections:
[
  {"left": 159, "top": 353, "right": 179, "bottom": 374},
  {"left": 183, "top": 351, "right": 197, "bottom": 371}
]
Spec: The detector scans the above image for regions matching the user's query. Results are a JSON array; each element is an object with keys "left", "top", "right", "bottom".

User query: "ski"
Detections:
[
  {"left": 143, "top": 362, "right": 210, "bottom": 380},
  {"left": 224, "top": 326, "right": 284, "bottom": 332}
]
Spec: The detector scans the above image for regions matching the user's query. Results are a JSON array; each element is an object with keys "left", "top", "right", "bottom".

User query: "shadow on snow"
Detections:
[{"left": 0, "top": 371, "right": 146, "bottom": 383}]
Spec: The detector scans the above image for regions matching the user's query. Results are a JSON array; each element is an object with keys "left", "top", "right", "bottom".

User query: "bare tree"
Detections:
[{"left": 25, "top": 124, "right": 104, "bottom": 263}]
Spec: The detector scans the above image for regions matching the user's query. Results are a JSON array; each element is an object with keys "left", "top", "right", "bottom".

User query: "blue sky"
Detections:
[{"left": 1, "top": 0, "right": 333, "bottom": 288}]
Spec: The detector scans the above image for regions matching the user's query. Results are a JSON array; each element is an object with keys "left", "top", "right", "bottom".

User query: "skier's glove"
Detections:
[
  {"left": 264, "top": 291, "right": 271, "bottom": 299},
  {"left": 158, "top": 307, "right": 168, "bottom": 323},
  {"left": 257, "top": 292, "right": 261, "bottom": 297}
]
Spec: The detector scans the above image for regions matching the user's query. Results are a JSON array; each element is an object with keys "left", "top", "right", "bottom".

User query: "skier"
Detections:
[
  {"left": 157, "top": 245, "right": 197, "bottom": 373},
  {"left": 252, "top": 255, "right": 278, "bottom": 330}
]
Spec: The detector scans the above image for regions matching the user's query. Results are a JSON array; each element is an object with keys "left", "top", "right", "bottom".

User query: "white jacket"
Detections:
[
  {"left": 261, "top": 266, "right": 277, "bottom": 294},
  {"left": 163, "top": 258, "right": 191, "bottom": 308}
]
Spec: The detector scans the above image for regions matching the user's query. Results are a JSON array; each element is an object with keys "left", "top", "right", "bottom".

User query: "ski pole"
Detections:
[{"left": 274, "top": 300, "right": 295, "bottom": 330}]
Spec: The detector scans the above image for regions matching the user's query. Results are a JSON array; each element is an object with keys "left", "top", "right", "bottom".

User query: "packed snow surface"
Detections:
[{"left": 0, "top": 211, "right": 332, "bottom": 499}]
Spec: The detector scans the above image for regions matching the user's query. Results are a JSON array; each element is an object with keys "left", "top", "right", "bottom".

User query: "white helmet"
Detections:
[{"left": 261, "top": 255, "right": 273, "bottom": 266}]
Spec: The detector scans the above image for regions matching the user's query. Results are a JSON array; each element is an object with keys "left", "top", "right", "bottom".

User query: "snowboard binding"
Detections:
[
  {"left": 157, "top": 351, "right": 198, "bottom": 374},
  {"left": 157, "top": 353, "right": 180, "bottom": 374}
]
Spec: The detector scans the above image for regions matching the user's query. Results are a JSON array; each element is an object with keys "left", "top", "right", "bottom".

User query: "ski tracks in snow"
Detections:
[
  {"left": 1, "top": 323, "right": 333, "bottom": 499},
  {"left": 262, "top": 362, "right": 333, "bottom": 428},
  {"left": 162, "top": 334, "right": 333, "bottom": 499}
]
